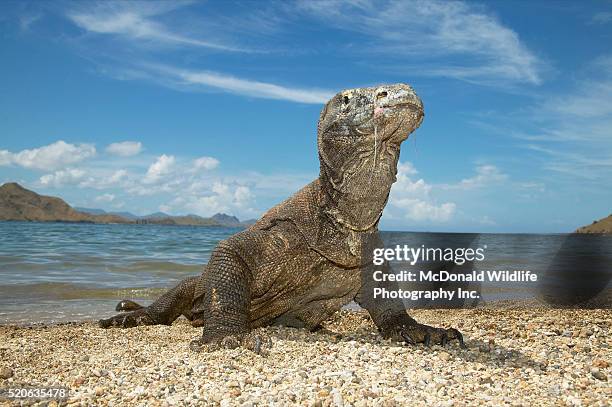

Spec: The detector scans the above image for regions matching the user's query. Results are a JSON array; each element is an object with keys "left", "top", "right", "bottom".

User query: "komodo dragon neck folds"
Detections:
[{"left": 99, "top": 84, "right": 465, "bottom": 352}]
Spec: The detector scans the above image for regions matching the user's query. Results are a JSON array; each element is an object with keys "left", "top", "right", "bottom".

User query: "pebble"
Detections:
[
  {"left": 0, "top": 306, "right": 608, "bottom": 405},
  {"left": 579, "top": 327, "right": 593, "bottom": 338},
  {"left": 592, "top": 359, "right": 608, "bottom": 368},
  {"left": 591, "top": 369, "right": 607, "bottom": 381},
  {"left": 0, "top": 367, "right": 14, "bottom": 379}
]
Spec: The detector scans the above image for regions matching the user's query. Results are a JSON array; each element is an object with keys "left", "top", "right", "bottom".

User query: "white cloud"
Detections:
[
  {"left": 1, "top": 140, "right": 276, "bottom": 219},
  {"left": 67, "top": 2, "right": 249, "bottom": 52},
  {"left": 144, "top": 154, "right": 175, "bottom": 183},
  {"left": 106, "top": 141, "right": 142, "bottom": 156},
  {"left": 234, "top": 186, "right": 252, "bottom": 206},
  {"left": 109, "top": 169, "right": 128, "bottom": 183},
  {"left": 0, "top": 141, "right": 96, "bottom": 171},
  {"left": 163, "top": 180, "right": 255, "bottom": 217},
  {"left": 19, "top": 13, "right": 42, "bottom": 31},
  {"left": 95, "top": 193, "right": 115, "bottom": 202},
  {"left": 391, "top": 198, "right": 456, "bottom": 222},
  {"left": 150, "top": 65, "right": 333, "bottom": 104},
  {"left": 39, "top": 168, "right": 86, "bottom": 187},
  {"left": 193, "top": 156, "right": 220, "bottom": 170},
  {"left": 78, "top": 168, "right": 130, "bottom": 190},
  {"left": 451, "top": 165, "right": 508, "bottom": 190},
  {"left": 298, "top": 0, "right": 542, "bottom": 85},
  {"left": 0, "top": 151, "right": 11, "bottom": 166},
  {"left": 591, "top": 12, "right": 612, "bottom": 25},
  {"left": 387, "top": 162, "right": 456, "bottom": 222}
]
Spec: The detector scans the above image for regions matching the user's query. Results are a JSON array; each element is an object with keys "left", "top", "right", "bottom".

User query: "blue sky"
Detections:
[{"left": 1, "top": 1, "right": 611, "bottom": 233}]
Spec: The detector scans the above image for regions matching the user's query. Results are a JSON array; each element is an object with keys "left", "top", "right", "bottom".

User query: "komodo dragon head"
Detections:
[{"left": 317, "top": 83, "right": 424, "bottom": 232}]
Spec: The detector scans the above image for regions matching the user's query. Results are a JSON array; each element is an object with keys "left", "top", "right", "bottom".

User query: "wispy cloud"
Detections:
[
  {"left": 62, "top": 0, "right": 543, "bottom": 100},
  {"left": 64, "top": 1, "right": 334, "bottom": 104},
  {"left": 297, "top": 0, "right": 543, "bottom": 85},
  {"left": 95, "top": 193, "right": 115, "bottom": 203},
  {"left": 486, "top": 55, "right": 612, "bottom": 181},
  {"left": 442, "top": 165, "right": 508, "bottom": 190},
  {"left": 104, "top": 63, "right": 333, "bottom": 104},
  {"left": 591, "top": 11, "right": 612, "bottom": 25},
  {"left": 152, "top": 65, "right": 334, "bottom": 104},
  {"left": 67, "top": 1, "right": 251, "bottom": 53},
  {"left": 19, "top": 13, "right": 42, "bottom": 31}
]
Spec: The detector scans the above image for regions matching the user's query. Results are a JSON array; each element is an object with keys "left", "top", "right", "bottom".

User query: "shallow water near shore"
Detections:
[
  {"left": 0, "top": 222, "right": 240, "bottom": 324},
  {"left": 0, "top": 222, "right": 610, "bottom": 324}
]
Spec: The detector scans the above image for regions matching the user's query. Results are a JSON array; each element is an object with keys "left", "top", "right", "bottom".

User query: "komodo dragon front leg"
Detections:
[
  {"left": 356, "top": 260, "right": 465, "bottom": 348},
  {"left": 187, "top": 240, "right": 271, "bottom": 353}
]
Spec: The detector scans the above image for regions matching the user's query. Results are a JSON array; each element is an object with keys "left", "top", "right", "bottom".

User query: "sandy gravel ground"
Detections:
[{"left": 0, "top": 307, "right": 610, "bottom": 406}]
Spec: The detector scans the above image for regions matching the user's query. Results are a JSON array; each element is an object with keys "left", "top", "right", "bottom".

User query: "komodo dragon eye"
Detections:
[{"left": 343, "top": 95, "right": 350, "bottom": 105}]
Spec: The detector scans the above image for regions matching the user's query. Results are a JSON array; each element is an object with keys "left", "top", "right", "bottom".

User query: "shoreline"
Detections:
[
  {"left": 3, "top": 295, "right": 610, "bottom": 328},
  {"left": 0, "top": 308, "right": 609, "bottom": 406}
]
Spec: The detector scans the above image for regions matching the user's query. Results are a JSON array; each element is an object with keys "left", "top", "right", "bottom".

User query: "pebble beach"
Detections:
[{"left": 0, "top": 306, "right": 610, "bottom": 406}]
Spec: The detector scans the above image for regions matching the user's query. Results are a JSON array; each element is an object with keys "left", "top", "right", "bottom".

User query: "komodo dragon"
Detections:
[{"left": 99, "top": 84, "right": 465, "bottom": 352}]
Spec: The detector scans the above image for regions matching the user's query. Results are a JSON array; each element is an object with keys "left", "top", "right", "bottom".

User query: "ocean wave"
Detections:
[{"left": 0, "top": 282, "right": 170, "bottom": 301}]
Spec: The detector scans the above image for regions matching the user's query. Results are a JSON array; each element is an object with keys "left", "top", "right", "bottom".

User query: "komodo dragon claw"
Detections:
[
  {"left": 189, "top": 331, "right": 272, "bottom": 355},
  {"left": 98, "top": 309, "right": 156, "bottom": 328},
  {"left": 399, "top": 324, "right": 466, "bottom": 348}
]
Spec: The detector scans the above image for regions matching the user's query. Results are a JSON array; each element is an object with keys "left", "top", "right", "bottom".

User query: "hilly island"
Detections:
[
  {"left": 0, "top": 182, "right": 253, "bottom": 227},
  {"left": 576, "top": 215, "right": 612, "bottom": 234}
]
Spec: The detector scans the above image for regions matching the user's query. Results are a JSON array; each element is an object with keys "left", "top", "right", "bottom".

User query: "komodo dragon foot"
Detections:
[
  {"left": 383, "top": 322, "right": 466, "bottom": 348},
  {"left": 189, "top": 330, "right": 272, "bottom": 355},
  {"left": 98, "top": 309, "right": 156, "bottom": 328}
]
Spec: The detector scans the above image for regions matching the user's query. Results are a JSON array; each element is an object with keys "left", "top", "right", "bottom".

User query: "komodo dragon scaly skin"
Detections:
[{"left": 99, "top": 84, "right": 465, "bottom": 352}]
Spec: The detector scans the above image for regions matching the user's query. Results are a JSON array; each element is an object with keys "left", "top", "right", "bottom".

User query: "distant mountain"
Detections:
[
  {"left": 142, "top": 211, "right": 171, "bottom": 219},
  {"left": 111, "top": 211, "right": 140, "bottom": 220},
  {"left": 241, "top": 218, "right": 257, "bottom": 227},
  {"left": 134, "top": 212, "right": 250, "bottom": 227},
  {"left": 576, "top": 214, "right": 612, "bottom": 234},
  {"left": 212, "top": 213, "right": 241, "bottom": 226},
  {"left": 75, "top": 207, "right": 139, "bottom": 220},
  {"left": 0, "top": 182, "right": 253, "bottom": 228},
  {"left": 0, "top": 183, "right": 128, "bottom": 224},
  {"left": 74, "top": 207, "right": 106, "bottom": 215}
]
